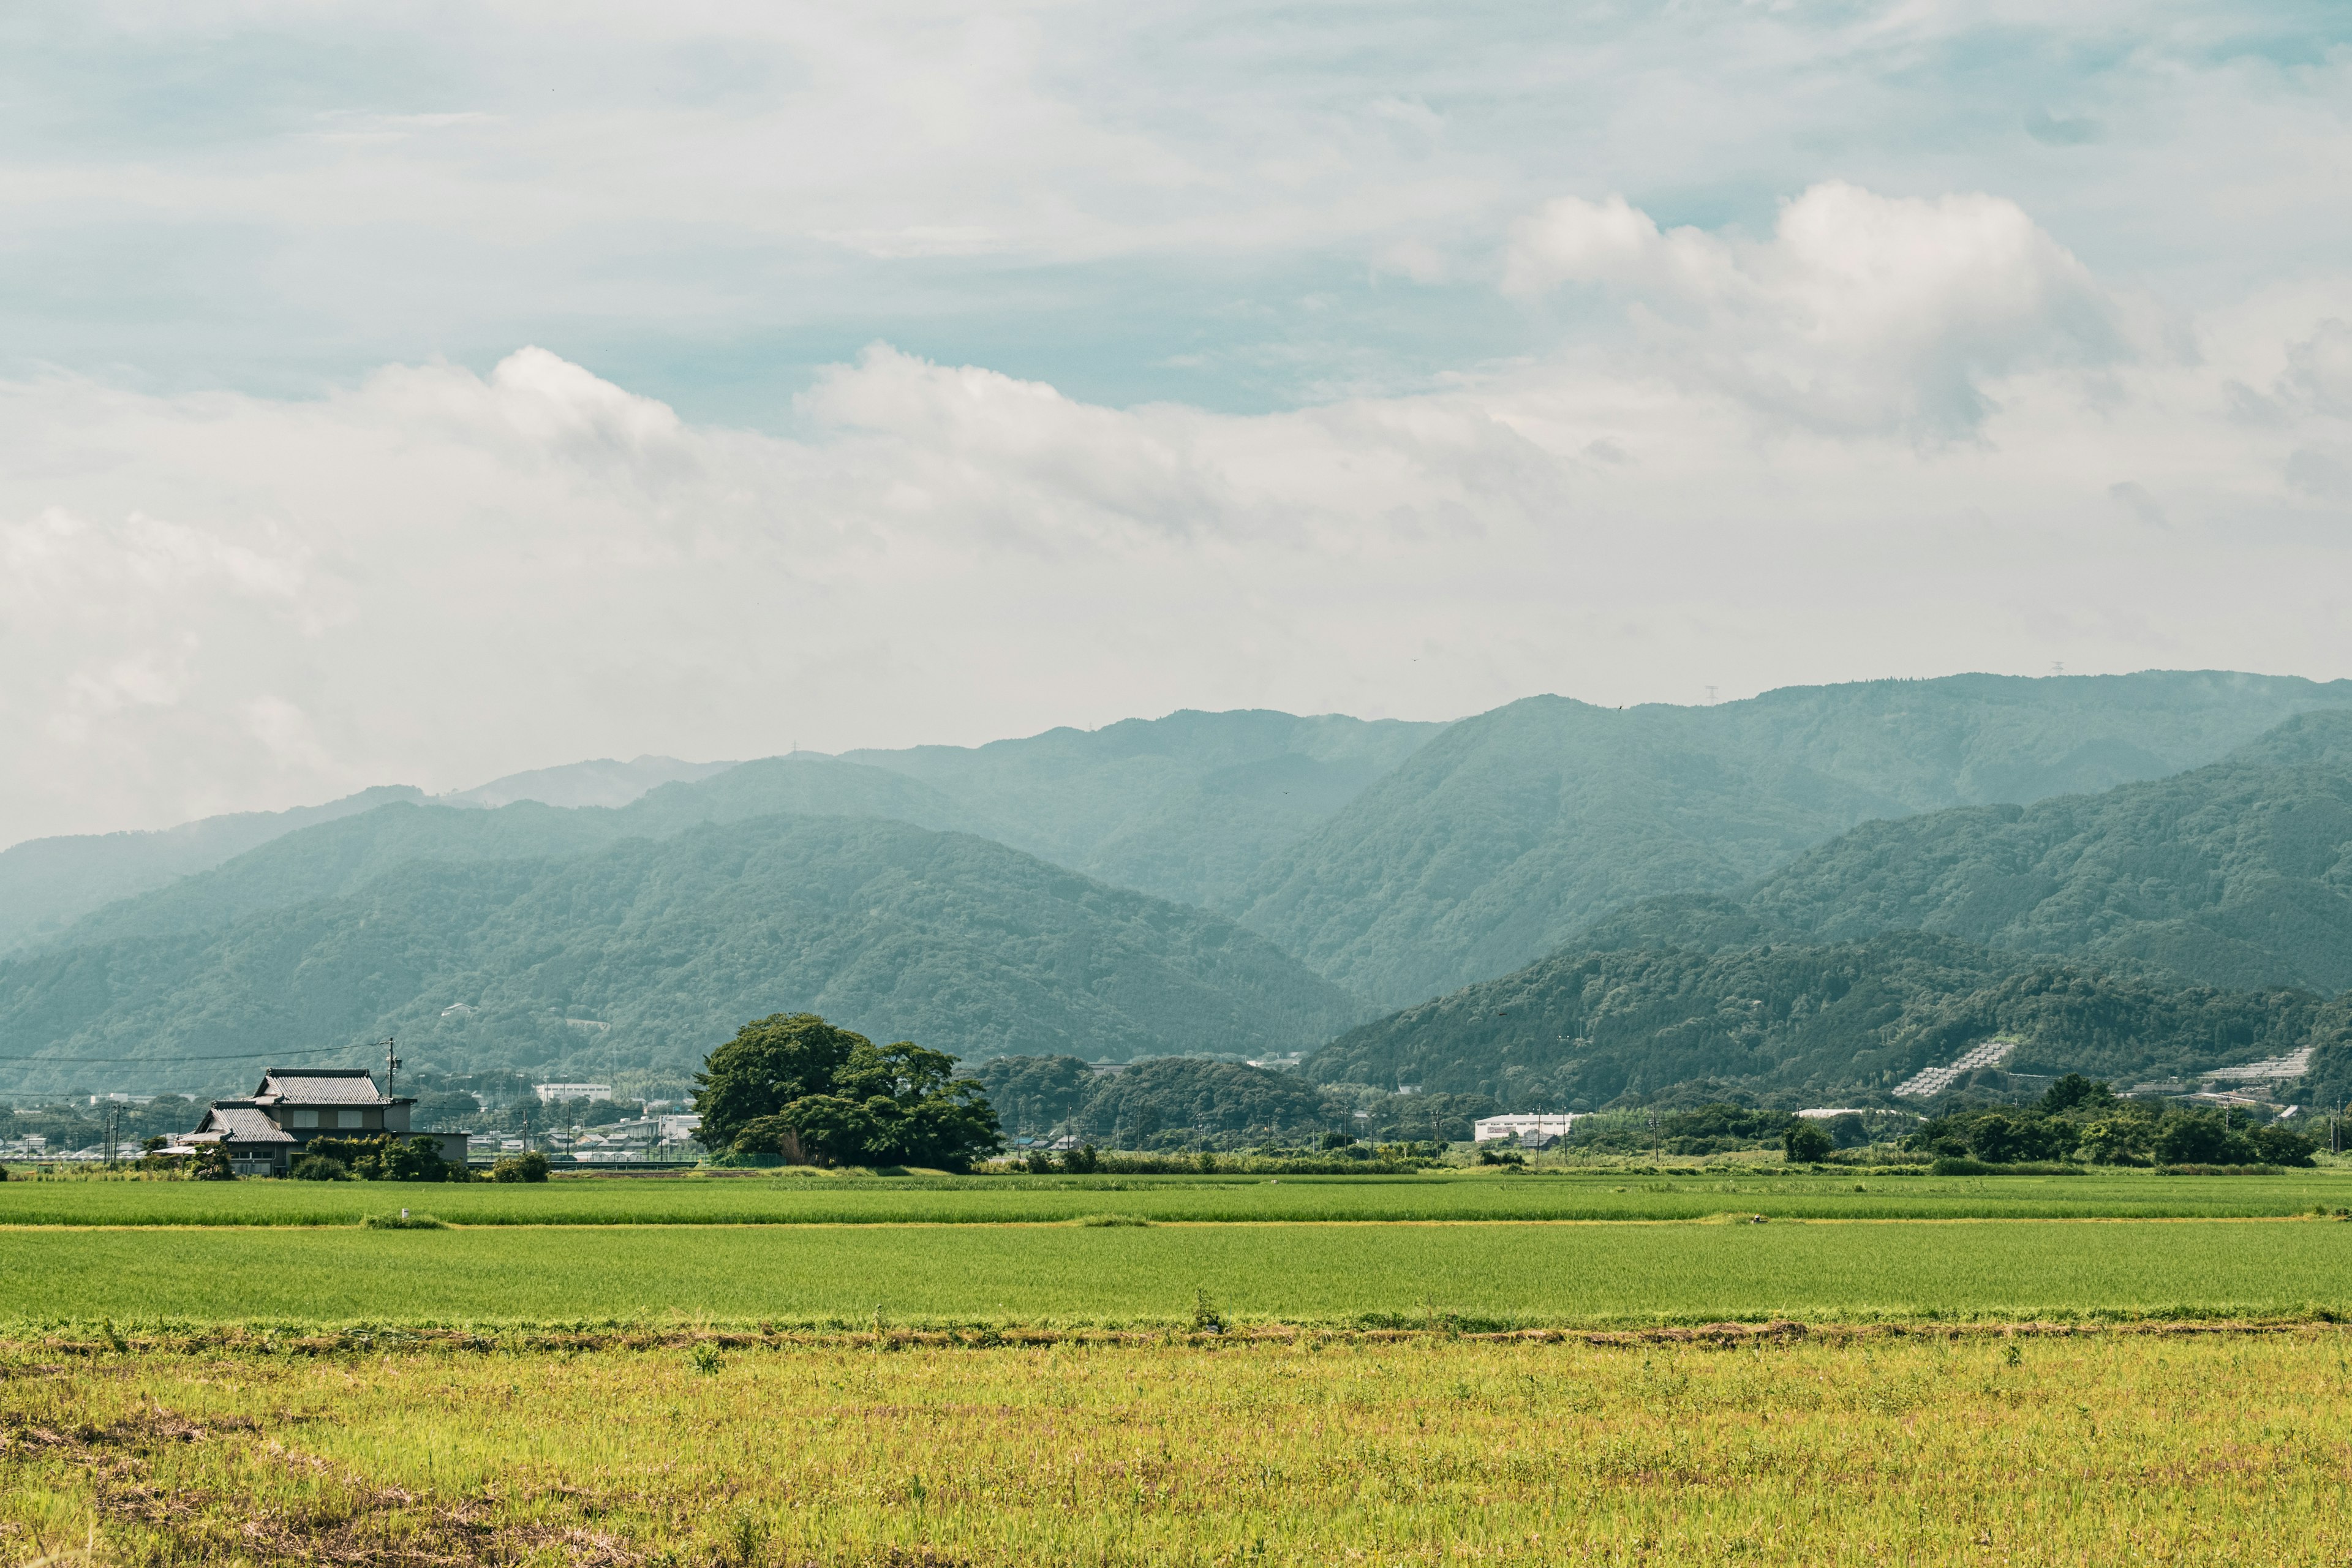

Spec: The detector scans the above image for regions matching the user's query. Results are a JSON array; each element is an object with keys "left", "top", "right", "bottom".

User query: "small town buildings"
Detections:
[{"left": 169, "top": 1068, "right": 468, "bottom": 1177}]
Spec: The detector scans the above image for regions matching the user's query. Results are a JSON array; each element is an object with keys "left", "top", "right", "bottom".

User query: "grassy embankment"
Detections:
[
  {"left": 7, "top": 1167, "right": 2352, "bottom": 1226},
  {"left": 9, "top": 1329, "right": 2352, "bottom": 1566},
  {"left": 7, "top": 1218, "right": 2352, "bottom": 1329}
]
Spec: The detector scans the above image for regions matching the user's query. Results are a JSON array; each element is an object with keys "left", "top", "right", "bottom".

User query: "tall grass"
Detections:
[
  {"left": 9, "top": 1330, "right": 2352, "bottom": 1565},
  {"left": 7, "top": 1218, "right": 2352, "bottom": 1329}
]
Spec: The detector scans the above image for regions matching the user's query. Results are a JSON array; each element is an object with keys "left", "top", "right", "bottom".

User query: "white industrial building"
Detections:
[
  {"left": 533, "top": 1082, "right": 613, "bottom": 1104},
  {"left": 1473, "top": 1114, "right": 1577, "bottom": 1144}
]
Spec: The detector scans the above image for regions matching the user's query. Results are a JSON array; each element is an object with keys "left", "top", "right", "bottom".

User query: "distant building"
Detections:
[
  {"left": 167, "top": 1068, "right": 468, "bottom": 1177},
  {"left": 534, "top": 1082, "right": 614, "bottom": 1104},
  {"left": 1473, "top": 1114, "right": 1577, "bottom": 1145}
]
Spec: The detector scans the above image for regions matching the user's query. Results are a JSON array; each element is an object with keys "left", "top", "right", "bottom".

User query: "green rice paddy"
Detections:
[
  {"left": 9, "top": 1216, "right": 2352, "bottom": 1329},
  {"left": 6, "top": 1166, "right": 2351, "bottom": 1226}
]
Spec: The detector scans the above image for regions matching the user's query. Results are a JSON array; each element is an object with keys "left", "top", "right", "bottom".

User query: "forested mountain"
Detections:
[
  {"left": 0, "top": 785, "right": 426, "bottom": 956},
  {"left": 50, "top": 757, "right": 968, "bottom": 949},
  {"left": 0, "top": 815, "right": 1363, "bottom": 1096},
  {"left": 12, "top": 709, "right": 1436, "bottom": 958},
  {"left": 1238, "top": 673, "right": 2352, "bottom": 1006},
  {"left": 1305, "top": 932, "right": 2352, "bottom": 1110},
  {"left": 1575, "top": 710, "right": 2352, "bottom": 994},
  {"left": 843, "top": 708, "right": 1447, "bottom": 911}
]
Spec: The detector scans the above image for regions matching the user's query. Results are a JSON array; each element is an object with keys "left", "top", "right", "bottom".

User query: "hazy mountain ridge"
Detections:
[
  {"left": 47, "top": 757, "right": 964, "bottom": 951},
  {"left": 13, "top": 710, "right": 1441, "bottom": 959},
  {"left": 0, "top": 814, "right": 1366, "bottom": 1095},
  {"left": 842, "top": 709, "right": 1448, "bottom": 911},
  {"left": 0, "top": 785, "right": 427, "bottom": 956},
  {"left": 1238, "top": 673, "right": 2352, "bottom": 1007},
  {"left": 437, "top": 755, "right": 739, "bottom": 810}
]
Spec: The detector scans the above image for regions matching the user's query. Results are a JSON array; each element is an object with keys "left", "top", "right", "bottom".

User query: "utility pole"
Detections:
[{"left": 382, "top": 1037, "right": 402, "bottom": 1098}]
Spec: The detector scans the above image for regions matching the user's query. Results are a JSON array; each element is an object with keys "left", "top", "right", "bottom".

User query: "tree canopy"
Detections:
[{"left": 695, "top": 1014, "right": 1000, "bottom": 1170}]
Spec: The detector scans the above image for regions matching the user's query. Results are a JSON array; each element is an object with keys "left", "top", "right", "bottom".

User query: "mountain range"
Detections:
[{"left": 4, "top": 669, "right": 2351, "bottom": 1108}]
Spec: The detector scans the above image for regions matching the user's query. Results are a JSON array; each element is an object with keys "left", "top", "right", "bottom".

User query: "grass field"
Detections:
[
  {"left": 7, "top": 1167, "right": 2352, "bottom": 1226},
  {"left": 8, "top": 1328, "right": 2352, "bottom": 1566},
  {"left": 7, "top": 1218, "right": 2352, "bottom": 1329}
]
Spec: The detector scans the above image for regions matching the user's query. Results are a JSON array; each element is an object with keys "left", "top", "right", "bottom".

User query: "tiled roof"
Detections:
[
  {"left": 257, "top": 1071, "right": 388, "bottom": 1104},
  {"left": 200, "top": 1107, "right": 295, "bottom": 1143}
]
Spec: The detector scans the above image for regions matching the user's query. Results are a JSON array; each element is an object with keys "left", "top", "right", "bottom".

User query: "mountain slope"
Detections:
[
  {"left": 47, "top": 757, "right": 972, "bottom": 950},
  {"left": 0, "top": 815, "right": 1366, "bottom": 1096},
  {"left": 0, "top": 786, "right": 426, "bottom": 956},
  {"left": 1629, "top": 710, "right": 2352, "bottom": 993},
  {"left": 25, "top": 711, "right": 1432, "bottom": 957},
  {"left": 1306, "top": 932, "right": 2352, "bottom": 1109},
  {"left": 1242, "top": 672, "right": 2352, "bottom": 1007},
  {"left": 844, "top": 708, "right": 1447, "bottom": 911}
]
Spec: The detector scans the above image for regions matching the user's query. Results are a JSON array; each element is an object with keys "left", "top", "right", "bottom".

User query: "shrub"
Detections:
[
  {"left": 307, "top": 1134, "right": 462, "bottom": 1182},
  {"left": 2254, "top": 1123, "right": 2318, "bottom": 1167},
  {"left": 1783, "top": 1121, "right": 1836, "bottom": 1163},
  {"left": 489, "top": 1151, "right": 551, "bottom": 1183},
  {"left": 1061, "top": 1144, "right": 1102, "bottom": 1174},
  {"left": 2153, "top": 1113, "right": 2260, "bottom": 1167},
  {"left": 290, "top": 1155, "right": 351, "bottom": 1182}
]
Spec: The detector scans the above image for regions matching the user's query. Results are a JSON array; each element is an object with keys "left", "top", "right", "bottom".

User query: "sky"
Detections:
[{"left": 2, "top": 1, "right": 2349, "bottom": 845}]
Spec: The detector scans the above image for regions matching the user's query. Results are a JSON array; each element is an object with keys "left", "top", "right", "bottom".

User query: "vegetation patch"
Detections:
[{"left": 13, "top": 1322, "right": 2352, "bottom": 1566}]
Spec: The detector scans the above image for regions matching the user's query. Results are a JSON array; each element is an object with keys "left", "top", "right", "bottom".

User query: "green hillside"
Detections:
[
  {"left": 1305, "top": 932, "right": 2352, "bottom": 1110},
  {"left": 26, "top": 711, "right": 1433, "bottom": 956},
  {"left": 844, "top": 708, "right": 1447, "bottom": 911},
  {"left": 0, "top": 785, "right": 424, "bottom": 956},
  {"left": 50, "top": 757, "right": 972, "bottom": 949},
  {"left": 0, "top": 815, "right": 1365, "bottom": 1096},
  {"left": 1240, "top": 673, "right": 2352, "bottom": 1006},
  {"left": 1583, "top": 710, "right": 2352, "bottom": 994}
]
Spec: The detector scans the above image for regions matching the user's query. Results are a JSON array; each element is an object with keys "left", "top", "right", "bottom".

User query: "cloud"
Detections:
[
  {"left": 1502, "top": 182, "right": 2130, "bottom": 436},
  {"left": 1, "top": 307, "right": 2347, "bottom": 847},
  {"left": 2281, "top": 320, "right": 2352, "bottom": 417}
]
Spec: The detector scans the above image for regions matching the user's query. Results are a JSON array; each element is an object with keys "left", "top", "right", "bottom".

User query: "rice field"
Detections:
[
  {"left": 7, "top": 1325, "right": 2352, "bottom": 1567},
  {"left": 8, "top": 1218, "right": 2352, "bottom": 1330},
  {"left": 6, "top": 1166, "right": 2352, "bottom": 1226}
]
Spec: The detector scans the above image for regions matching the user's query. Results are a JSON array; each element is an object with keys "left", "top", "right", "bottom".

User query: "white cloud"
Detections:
[
  {"left": 1, "top": 290, "right": 2348, "bottom": 846},
  {"left": 2282, "top": 320, "right": 2352, "bottom": 417},
  {"left": 1504, "top": 182, "right": 2130, "bottom": 435}
]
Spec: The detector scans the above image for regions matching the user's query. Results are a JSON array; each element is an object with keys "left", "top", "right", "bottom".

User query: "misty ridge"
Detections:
[{"left": 4, "top": 668, "right": 2352, "bottom": 1114}]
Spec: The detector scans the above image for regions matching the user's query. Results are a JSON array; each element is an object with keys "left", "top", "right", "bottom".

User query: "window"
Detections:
[
  {"left": 291, "top": 1109, "right": 318, "bottom": 1128},
  {"left": 337, "top": 1109, "right": 363, "bottom": 1129}
]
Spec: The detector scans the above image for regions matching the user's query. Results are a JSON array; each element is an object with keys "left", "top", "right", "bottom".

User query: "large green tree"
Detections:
[
  {"left": 692, "top": 1013, "right": 864, "bottom": 1150},
  {"left": 695, "top": 1015, "right": 1001, "bottom": 1170}
]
